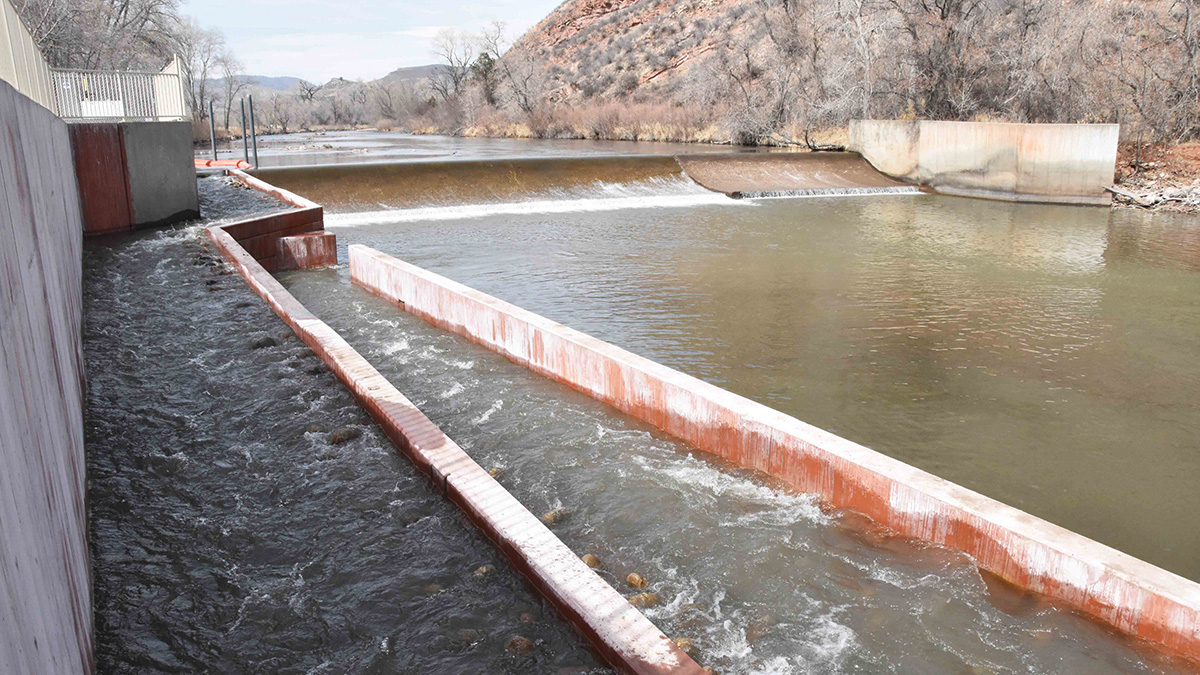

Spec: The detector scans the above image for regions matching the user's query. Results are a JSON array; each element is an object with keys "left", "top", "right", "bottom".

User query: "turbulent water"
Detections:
[
  {"left": 325, "top": 176, "right": 738, "bottom": 226},
  {"left": 84, "top": 177, "right": 604, "bottom": 673},
  {"left": 87, "top": 155, "right": 1200, "bottom": 674}
]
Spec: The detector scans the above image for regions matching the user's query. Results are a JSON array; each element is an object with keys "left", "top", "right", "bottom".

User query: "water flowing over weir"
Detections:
[{"left": 252, "top": 152, "right": 922, "bottom": 220}]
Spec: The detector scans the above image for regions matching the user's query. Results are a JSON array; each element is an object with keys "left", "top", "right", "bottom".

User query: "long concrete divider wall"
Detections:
[
  {"left": 209, "top": 173, "right": 702, "bottom": 674},
  {"left": 848, "top": 119, "right": 1120, "bottom": 205},
  {"left": 349, "top": 244, "right": 1200, "bottom": 662},
  {"left": 0, "top": 80, "right": 93, "bottom": 673}
]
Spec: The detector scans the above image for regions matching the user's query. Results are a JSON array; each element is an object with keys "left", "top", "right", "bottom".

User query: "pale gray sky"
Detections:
[{"left": 184, "top": 0, "right": 561, "bottom": 82}]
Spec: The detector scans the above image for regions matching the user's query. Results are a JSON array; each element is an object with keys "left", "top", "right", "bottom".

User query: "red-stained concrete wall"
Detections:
[
  {"left": 209, "top": 177, "right": 699, "bottom": 675},
  {"left": 277, "top": 232, "right": 336, "bottom": 271},
  {"left": 0, "top": 81, "right": 93, "bottom": 673},
  {"left": 70, "top": 121, "right": 199, "bottom": 235},
  {"left": 69, "top": 123, "right": 131, "bottom": 234},
  {"left": 220, "top": 170, "right": 326, "bottom": 272},
  {"left": 349, "top": 244, "right": 1200, "bottom": 663}
]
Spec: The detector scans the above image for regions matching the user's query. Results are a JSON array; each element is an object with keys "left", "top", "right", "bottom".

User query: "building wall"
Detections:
[
  {"left": 848, "top": 120, "right": 1120, "bottom": 205},
  {"left": 0, "top": 80, "right": 93, "bottom": 673}
]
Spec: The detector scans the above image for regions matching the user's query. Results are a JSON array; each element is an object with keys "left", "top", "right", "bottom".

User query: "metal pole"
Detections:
[
  {"left": 248, "top": 94, "right": 259, "bottom": 169},
  {"left": 240, "top": 99, "right": 249, "bottom": 165},
  {"left": 208, "top": 99, "right": 217, "bottom": 161}
]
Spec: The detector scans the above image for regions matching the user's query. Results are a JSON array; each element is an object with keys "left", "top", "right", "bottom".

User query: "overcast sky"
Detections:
[{"left": 184, "top": 0, "right": 561, "bottom": 82}]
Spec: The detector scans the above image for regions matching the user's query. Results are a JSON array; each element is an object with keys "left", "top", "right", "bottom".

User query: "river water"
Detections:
[
  {"left": 205, "top": 129, "right": 768, "bottom": 168},
  {"left": 89, "top": 142, "right": 1200, "bottom": 673},
  {"left": 267, "top": 157, "right": 1199, "bottom": 672}
]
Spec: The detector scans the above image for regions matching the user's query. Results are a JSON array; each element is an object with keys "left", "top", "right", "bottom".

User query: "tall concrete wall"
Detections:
[
  {"left": 848, "top": 120, "right": 1120, "bottom": 205},
  {"left": 0, "top": 80, "right": 93, "bottom": 673},
  {"left": 71, "top": 120, "right": 198, "bottom": 234}
]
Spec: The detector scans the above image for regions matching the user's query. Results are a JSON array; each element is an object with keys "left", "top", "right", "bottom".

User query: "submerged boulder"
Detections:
[
  {"left": 628, "top": 592, "right": 658, "bottom": 608},
  {"left": 541, "top": 508, "right": 568, "bottom": 526},
  {"left": 626, "top": 573, "right": 647, "bottom": 589},
  {"left": 506, "top": 635, "right": 535, "bottom": 653},
  {"left": 328, "top": 427, "right": 361, "bottom": 444},
  {"left": 580, "top": 554, "right": 601, "bottom": 569}
]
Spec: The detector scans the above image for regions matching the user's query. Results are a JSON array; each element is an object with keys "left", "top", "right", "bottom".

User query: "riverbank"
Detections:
[{"left": 1112, "top": 142, "right": 1200, "bottom": 213}]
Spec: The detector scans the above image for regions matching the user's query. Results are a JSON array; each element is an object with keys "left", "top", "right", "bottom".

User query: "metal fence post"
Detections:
[
  {"left": 248, "top": 94, "right": 259, "bottom": 169},
  {"left": 208, "top": 99, "right": 217, "bottom": 161},
  {"left": 241, "top": 99, "right": 249, "bottom": 165}
]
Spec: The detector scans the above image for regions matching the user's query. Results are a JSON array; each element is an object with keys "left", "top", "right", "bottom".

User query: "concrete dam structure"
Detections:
[{"left": 848, "top": 119, "right": 1121, "bottom": 205}]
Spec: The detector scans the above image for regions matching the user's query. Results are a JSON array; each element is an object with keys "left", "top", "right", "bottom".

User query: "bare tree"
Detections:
[
  {"left": 218, "top": 52, "right": 247, "bottom": 131},
  {"left": 297, "top": 79, "right": 324, "bottom": 102},
  {"left": 171, "top": 16, "right": 224, "bottom": 121},
  {"left": 267, "top": 94, "right": 295, "bottom": 134},
  {"left": 430, "top": 29, "right": 474, "bottom": 100}
]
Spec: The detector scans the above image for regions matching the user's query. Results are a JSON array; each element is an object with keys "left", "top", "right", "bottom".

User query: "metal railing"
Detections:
[{"left": 52, "top": 62, "right": 187, "bottom": 121}]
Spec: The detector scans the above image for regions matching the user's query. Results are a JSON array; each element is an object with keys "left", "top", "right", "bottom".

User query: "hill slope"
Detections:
[{"left": 508, "top": 0, "right": 749, "bottom": 102}]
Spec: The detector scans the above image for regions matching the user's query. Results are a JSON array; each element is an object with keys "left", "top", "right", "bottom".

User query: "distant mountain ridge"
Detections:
[{"left": 227, "top": 65, "right": 442, "bottom": 94}]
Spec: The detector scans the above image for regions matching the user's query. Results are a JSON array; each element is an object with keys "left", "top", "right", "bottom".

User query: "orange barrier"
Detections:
[
  {"left": 206, "top": 175, "right": 702, "bottom": 675},
  {"left": 349, "top": 244, "right": 1200, "bottom": 664},
  {"left": 195, "top": 158, "right": 251, "bottom": 169}
]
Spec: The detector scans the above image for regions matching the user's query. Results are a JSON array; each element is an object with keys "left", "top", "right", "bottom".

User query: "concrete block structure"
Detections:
[
  {"left": 70, "top": 120, "right": 199, "bottom": 234},
  {"left": 848, "top": 119, "right": 1120, "bottom": 205}
]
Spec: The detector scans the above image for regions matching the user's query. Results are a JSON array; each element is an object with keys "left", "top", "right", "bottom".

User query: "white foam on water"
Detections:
[
  {"left": 473, "top": 400, "right": 503, "bottom": 424},
  {"left": 631, "top": 453, "right": 828, "bottom": 525},
  {"left": 380, "top": 339, "right": 409, "bottom": 355},
  {"left": 326, "top": 177, "right": 746, "bottom": 226}
]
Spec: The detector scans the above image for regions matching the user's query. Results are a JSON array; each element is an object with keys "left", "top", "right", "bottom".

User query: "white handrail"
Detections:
[{"left": 51, "top": 68, "right": 187, "bottom": 122}]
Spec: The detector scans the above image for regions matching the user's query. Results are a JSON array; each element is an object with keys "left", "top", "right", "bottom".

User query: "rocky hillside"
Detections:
[{"left": 508, "top": 0, "right": 751, "bottom": 103}]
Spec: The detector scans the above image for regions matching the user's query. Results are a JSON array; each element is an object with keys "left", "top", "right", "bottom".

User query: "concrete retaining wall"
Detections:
[
  {"left": 70, "top": 120, "right": 199, "bottom": 234},
  {"left": 0, "top": 80, "right": 93, "bottom": 673},
  {"left": 349, "top": 244, "right": 1200, "bottom": 662},
  {"left": 848, "top": 120, "right": 1120, "bottom": 205},
  {"left": 210, "top": 177, "right": 697, "bottom": 674}
]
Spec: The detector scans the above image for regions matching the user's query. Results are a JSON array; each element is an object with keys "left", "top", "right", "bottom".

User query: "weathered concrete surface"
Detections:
[
  {"left": 349, "top": 244, "right": 1200, "bottom": 663},
  {"left": 277, "top": 231, "right": 337, "bottom": 271},
  {"left": 848, "top": 120, "right": 1120, "bottom": 205},
  {"left": 69, "top": 124, "right": 132, "bottom": 234},
  {"left": 209, "top": 176, "right": 697, "bottom": 674},
  {"left": 221, "top": 169, "right": 326, "bottom": 272},
  {"left": 121, "top": 121, "right": 199, "bottom": 226},
  {"left": 678, "top": 152, "right": 915, "bottom": 197},
  {"left": 0, "top": 80, "right": 93, "bottom": 673},
  {"left": 71, "top": 120, "right": 198, "bottom": 234}
]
